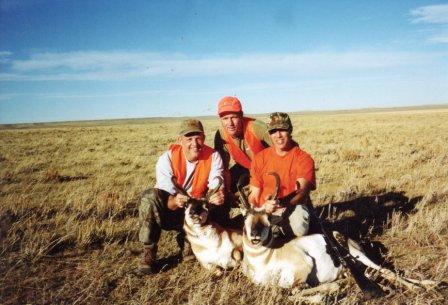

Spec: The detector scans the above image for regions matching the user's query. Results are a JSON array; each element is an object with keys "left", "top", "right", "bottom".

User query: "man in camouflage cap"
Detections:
[
  {"left": 247, "top": 112, "right": 316, "bottom": 245},
  {"left": 138, "top": 119, "right": 225, "bottom": 274}
]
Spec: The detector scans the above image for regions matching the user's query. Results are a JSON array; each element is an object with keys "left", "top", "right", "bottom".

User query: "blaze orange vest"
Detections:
[
  {"left": 222, "top": 117, "right": 265, "bottom": 169},
  {"left": 170, "top": 144, "right": 214, "bottom": 198}
]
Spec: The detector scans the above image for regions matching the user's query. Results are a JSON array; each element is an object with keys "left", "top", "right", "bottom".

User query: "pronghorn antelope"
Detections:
[
  {"left": 172, "top": 177, "right": 243, "bottom": 275},
  {"left": 239, "top": 173, "right": 436, "bottom": 296}
]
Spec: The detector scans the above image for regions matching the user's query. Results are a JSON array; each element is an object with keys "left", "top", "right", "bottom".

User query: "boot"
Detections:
[{"left": 139, "top": 244, "right": 157, "bottom": 274}]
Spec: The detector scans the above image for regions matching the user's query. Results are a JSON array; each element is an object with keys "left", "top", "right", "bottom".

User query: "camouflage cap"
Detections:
[
  {"left": 267, "top": 112, "right": 293, "bottom": 133},
  {"left": 178, "top": 119, "right": 204, "bottom": 136}
]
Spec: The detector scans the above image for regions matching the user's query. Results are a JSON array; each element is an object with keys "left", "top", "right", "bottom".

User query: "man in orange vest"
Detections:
[
  {"left": 214, "top": 96, "right": 271, "bottom": 196},
  {"left": 249, "top": 112, "right": 316, "bottom": 246},
  {"left": 138, "top": 119, "right": 225, "bottom": 274}
]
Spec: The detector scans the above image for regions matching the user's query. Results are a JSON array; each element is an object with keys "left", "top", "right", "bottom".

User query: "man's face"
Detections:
[
  {"left": 178, "top": 133, "right": 205, "bottom": 161},
  {"left": 220, "top": 112, "right": 243, "bottom": 138},
  {"left": 269, "top": 129, "right": 292, "bottom": 152}
]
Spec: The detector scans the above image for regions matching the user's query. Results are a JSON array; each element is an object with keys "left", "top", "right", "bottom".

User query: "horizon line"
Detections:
[{"left": 1, "top": 103, "right": 447, "bottom": 129}]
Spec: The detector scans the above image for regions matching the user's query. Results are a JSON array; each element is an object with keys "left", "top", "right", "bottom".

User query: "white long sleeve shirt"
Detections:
[{"left": 154, "top": 149, "right": 224, "bottom": 196}]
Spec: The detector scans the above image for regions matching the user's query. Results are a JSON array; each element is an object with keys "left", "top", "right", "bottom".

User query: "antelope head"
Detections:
[
  {"left": 172, "top": 176, "right": 223, "bottom": 226},
  {"left": 238, "top": 172, "right": 280, "bottom": 245}
]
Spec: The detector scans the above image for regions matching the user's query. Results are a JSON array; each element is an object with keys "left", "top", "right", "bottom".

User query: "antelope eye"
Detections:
[{"left": 192, "top": 204, "right": 202, "bottom": 214}]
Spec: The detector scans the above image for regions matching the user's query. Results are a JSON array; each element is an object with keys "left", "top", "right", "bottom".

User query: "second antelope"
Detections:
[{"left": 239, "top": 173, "right": 436, "bottom": 297}]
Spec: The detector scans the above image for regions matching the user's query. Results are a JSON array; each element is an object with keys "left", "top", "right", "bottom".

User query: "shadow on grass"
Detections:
[
  {"left": 43, "top": 171, "right": 90, "bottom": 183},
  {"left": 55, "top": 175, "right": 89, "bottom": 183},
  {"left": 310, "top": 191, "right": 423, "bottom": 267},
  {"left": 127, "top": 250, "right": 182, "bottom": 276},
  {"left": 154, "top": 254, "right": 182, "bottom": 273},
  {"left": 315, "top": 191, "right": 422, "bottom": 238}
]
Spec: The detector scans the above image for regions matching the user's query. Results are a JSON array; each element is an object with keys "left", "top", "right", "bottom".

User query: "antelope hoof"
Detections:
[
  {"left": 211, "top": 267, "right": 224, "bottom": 277},
  {"left": 232, "top": 249, "right": 243, "bottom": 262}
]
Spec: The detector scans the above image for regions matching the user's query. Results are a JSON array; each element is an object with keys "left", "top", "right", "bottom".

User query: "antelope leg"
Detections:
[{"left": 291, "top": 279, "right": 348, "bottom": 296}]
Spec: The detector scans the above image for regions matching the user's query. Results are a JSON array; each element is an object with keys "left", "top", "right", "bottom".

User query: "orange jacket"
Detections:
[
  {"left": 170, "top": 144, "right": 214, "bottom": 198},
  {"left": 222, "top": 117, "right": 266, "bottom": 169}
]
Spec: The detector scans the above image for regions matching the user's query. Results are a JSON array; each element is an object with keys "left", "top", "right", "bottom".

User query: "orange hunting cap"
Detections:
[{"left": 217, "top": 96, "right": 242, "bottom": 116}]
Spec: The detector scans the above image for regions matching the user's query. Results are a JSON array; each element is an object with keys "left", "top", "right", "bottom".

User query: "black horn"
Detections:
[
  {"left": 171, "top": 176, "right": 191, "bottom": 198},
  {"left": 206, "top": 176, "right": 224, "bottom": 201},
  {"left": 237, "top": 174, "right": 252, "bottom": 211}
]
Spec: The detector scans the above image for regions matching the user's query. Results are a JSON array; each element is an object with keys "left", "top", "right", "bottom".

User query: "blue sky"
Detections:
[{"left": 0, "top": 1, "right": 447, "bottom": 124}]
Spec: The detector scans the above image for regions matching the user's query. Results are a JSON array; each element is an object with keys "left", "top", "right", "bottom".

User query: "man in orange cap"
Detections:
[{"left": 214, "top": 96, "right": 271, "bottom": 198}]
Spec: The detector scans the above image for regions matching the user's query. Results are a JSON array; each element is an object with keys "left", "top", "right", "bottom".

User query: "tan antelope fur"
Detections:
[
  {"left": 242, "top": 208, "right": 436, "bottom": 293},
  {"left": 184, "top": 202, "right": 243, "bottom": 274},
  {"left": 172, "top": 176, "right": 243, "bottom": 275},
  {"left": 239, "top": 174, "right": 436, "bottom": 294}
]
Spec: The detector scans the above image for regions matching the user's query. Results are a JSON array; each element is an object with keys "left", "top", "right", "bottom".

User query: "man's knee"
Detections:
[
  {"left": 139, "top": 188, "right": 164, "bottom": 244},
  {"left": 139, "top": 188, "right": 166, "bottom": 223},
  {"left": 139, "top": 189, "right": 156, "bottom": 220},
  {"left": 289, "top": 206, "right": 310, "bottom": 237}
]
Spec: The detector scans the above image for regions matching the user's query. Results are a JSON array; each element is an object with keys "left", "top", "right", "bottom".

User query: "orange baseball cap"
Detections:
[{"left": 217, "top": 96, "right": 242, "bottom": 116}]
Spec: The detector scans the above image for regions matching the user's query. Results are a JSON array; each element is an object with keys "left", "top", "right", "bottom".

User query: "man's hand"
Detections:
[
  {"left": 264, "top": 196, "right": 287, "bottom": 215},
  {"left": 174, "top": 193, "right": 189, "bottom": 208},
  {"left": 208, "top": 189, "right": 225, "bottom": 206},
  {"left": 264, "top": 198, "right": 279, "bottom": 214},
  {"left": 167, "top": 193, "right": 189, "bottom": 210}
]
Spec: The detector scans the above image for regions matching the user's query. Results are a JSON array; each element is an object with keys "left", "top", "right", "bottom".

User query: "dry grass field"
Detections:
[{"left": 1, "top": 106, "right": 447, "bottom": 305}]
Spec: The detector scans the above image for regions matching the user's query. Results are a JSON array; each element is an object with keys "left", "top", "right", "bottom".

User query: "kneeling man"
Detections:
[{"left": 248, "top": 112, "right": 316, "bottom": 246}]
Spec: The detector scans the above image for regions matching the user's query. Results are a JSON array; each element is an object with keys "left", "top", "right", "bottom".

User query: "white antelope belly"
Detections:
[{"left": 244, "top": 256, "right": 299, "bottom": 288}]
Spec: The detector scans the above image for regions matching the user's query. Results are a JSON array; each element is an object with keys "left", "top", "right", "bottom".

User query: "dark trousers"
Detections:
[
  {"left": 138, "top": 188, "right": 185, "bottom": 251},
  {"left": 229, "top": 163, "right": 250, "bottom": 194}
]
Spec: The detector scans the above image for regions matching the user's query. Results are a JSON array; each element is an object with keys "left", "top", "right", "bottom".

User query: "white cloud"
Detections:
[
  {"left": 428, "top": 30, "right": 448, "bottom": 43},
  {"left": 0, "top": 51, "right": 12, "bottom": 57},
  {"left": 410, "top": 4, "right": 448, "bottom": 24},
  {"left": 0, "top": 88, "right": 226, "bottom": 101},
  {"left": 410, "top": 5, "right": 448, "bottom": 44},
  {"left": 0, "top": 51, "right": 12, "bottom": 63},
  {"left": 10, "top": 51, "right": 163, "bottom": 71},
  {"left": 0, "top": 50, "right": 444, "bottom": 82}
]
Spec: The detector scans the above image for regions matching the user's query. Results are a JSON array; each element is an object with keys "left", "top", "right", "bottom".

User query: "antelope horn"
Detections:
[
  {"left": 237, "top": 175, "right": 267, "bottom": 215},
  {"left": 171, "top": 176, "right": 191, "bottom": 198},
  {"left": 206, "top": 176, "right": 224, "bottom": 201},
  {"left": 237, "top": 175, "right": 251, "bottom": 211},
  {"left": 267, "top": 172, "right": 280, "bottom": 200}
]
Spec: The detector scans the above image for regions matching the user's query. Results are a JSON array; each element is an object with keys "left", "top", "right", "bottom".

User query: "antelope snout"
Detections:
[{"left": 249, "top": 224, "right": 264, "bottom": 244}]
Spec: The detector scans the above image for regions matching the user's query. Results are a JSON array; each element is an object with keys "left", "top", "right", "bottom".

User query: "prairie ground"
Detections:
[{"left": 1, "top": 107, "right": 447, "bottom": 304}]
